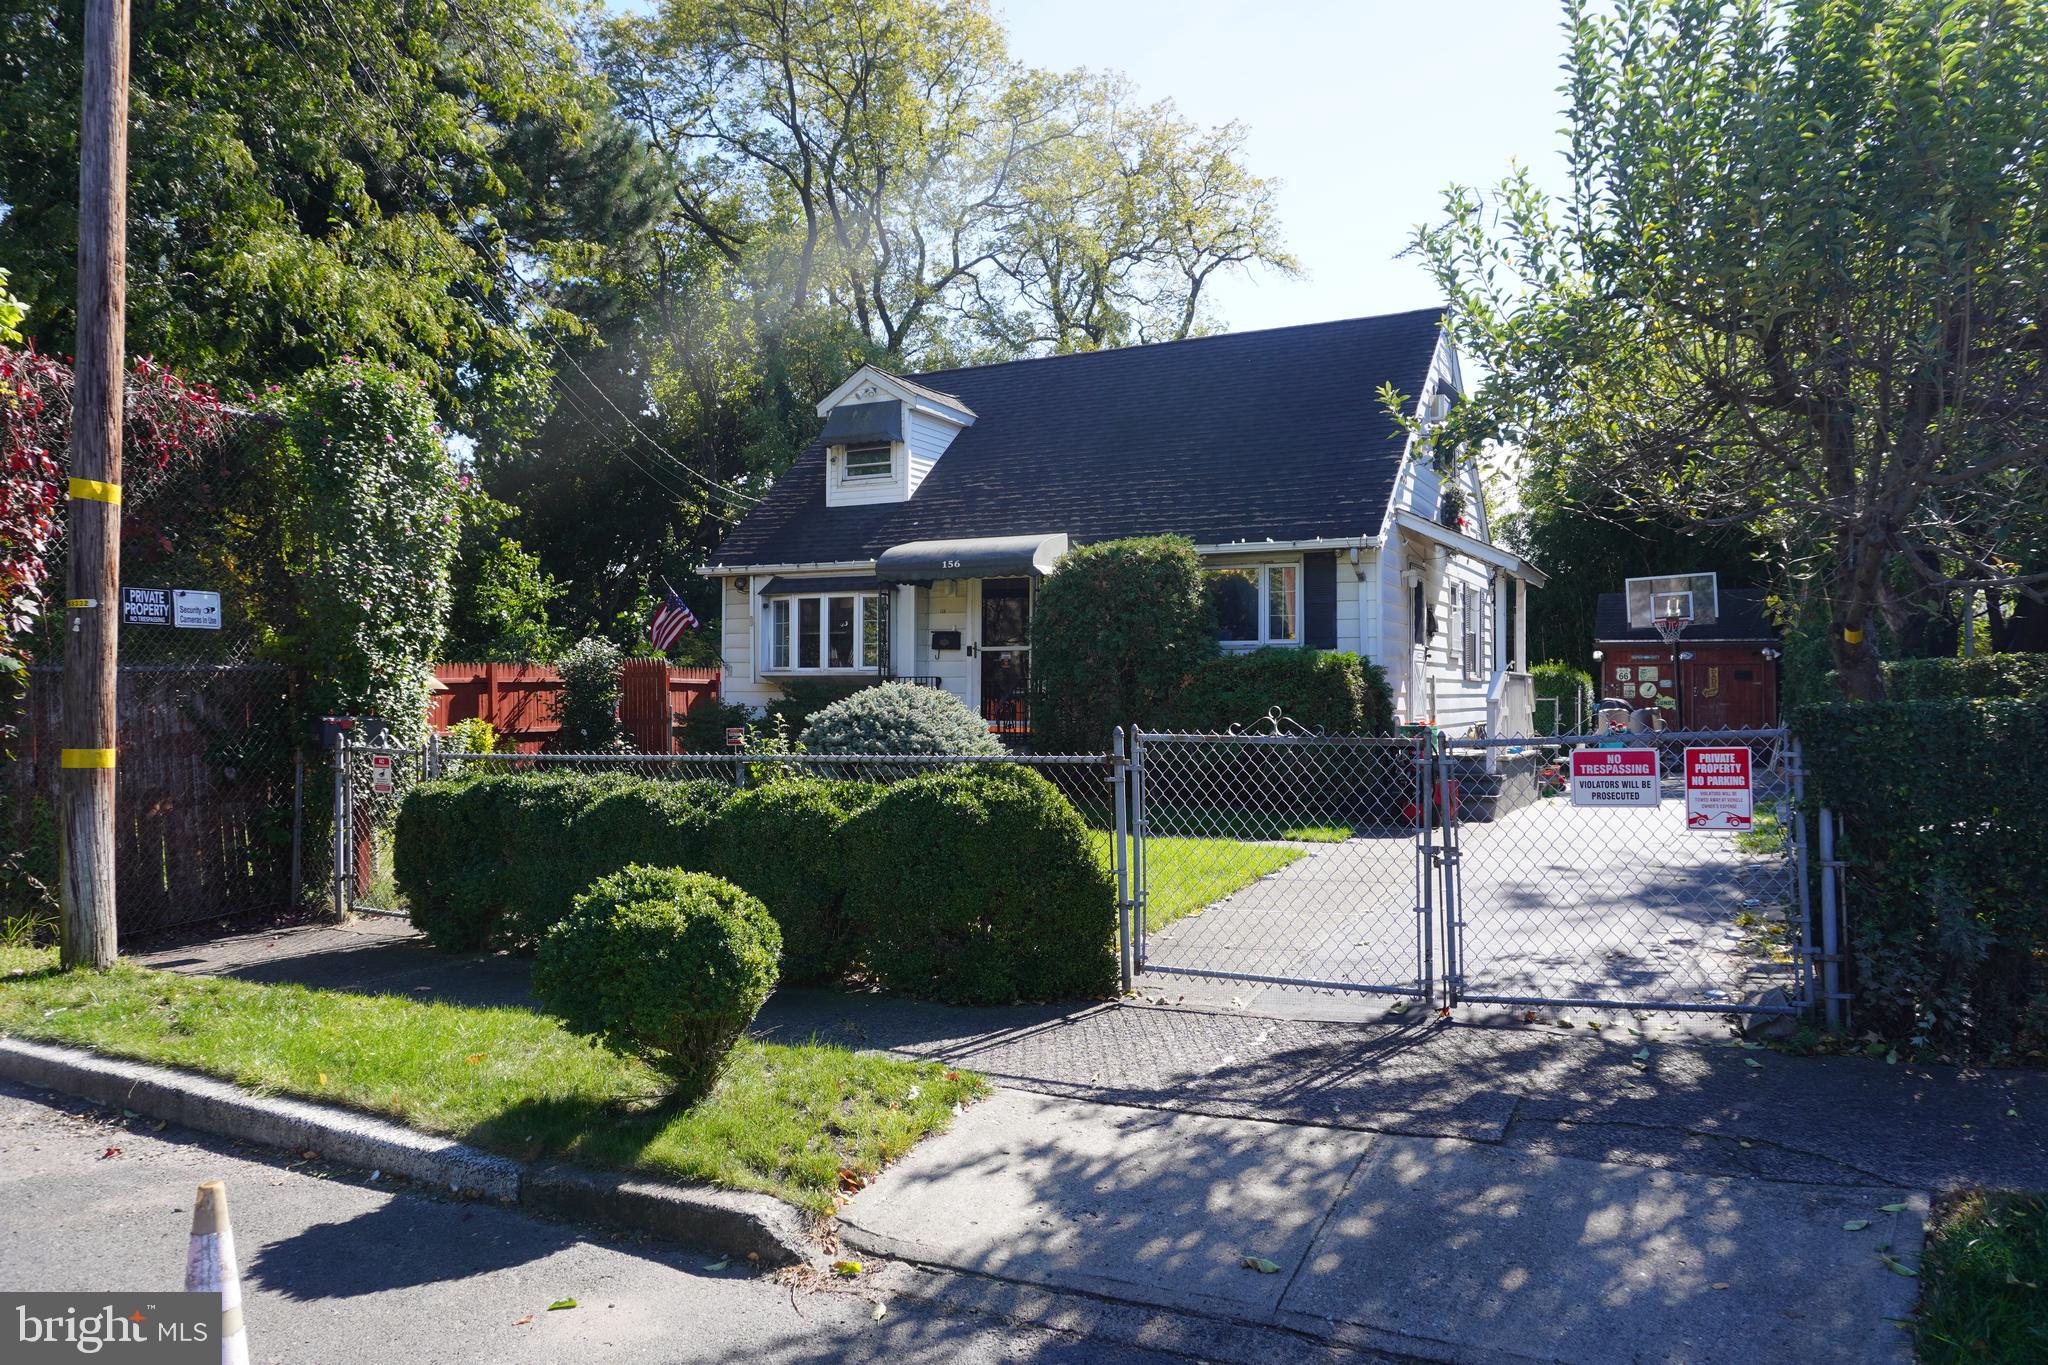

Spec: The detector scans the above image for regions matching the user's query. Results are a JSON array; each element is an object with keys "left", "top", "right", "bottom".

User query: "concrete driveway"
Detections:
[{"left": 1140, "top": 792, "right": 1799, "bottom": 1010}]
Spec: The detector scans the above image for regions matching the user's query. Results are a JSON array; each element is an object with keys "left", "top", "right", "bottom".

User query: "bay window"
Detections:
[
  {"left": 763, "top": 591, "right": 881, "bottom": 673},
  {"left": 1207, "top": 563, "right": 1299, "bottom": 647}
]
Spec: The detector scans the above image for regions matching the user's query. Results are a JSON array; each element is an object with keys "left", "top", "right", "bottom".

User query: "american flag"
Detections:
[{"left": 648, "top": 587, "right": 698, "bottom": 650}]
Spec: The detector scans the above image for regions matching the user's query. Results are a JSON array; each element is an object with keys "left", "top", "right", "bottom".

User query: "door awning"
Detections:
[{"left": 875, "top": 533, "right": 1070, "bottom": 585}]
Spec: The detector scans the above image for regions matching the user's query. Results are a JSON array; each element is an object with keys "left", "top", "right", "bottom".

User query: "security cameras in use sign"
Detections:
[
  {"left": 1569, "top": 748, "right": 1660, "bottom": 807},
  {"left": 1684, "top": 746, "right": 1755, "bottom": 831}
]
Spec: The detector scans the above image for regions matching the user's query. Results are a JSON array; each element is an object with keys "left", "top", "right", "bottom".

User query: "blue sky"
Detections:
[{"left": 997, "top": 0, "right": 1576, "bottom": 333}]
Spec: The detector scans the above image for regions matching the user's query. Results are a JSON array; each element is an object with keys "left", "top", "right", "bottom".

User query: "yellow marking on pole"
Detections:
[
  {"left": 67, "top": 476, "right": 122, "bottom": 504},
  {"left": 1842, "top": 627, "right": 1865, "bottom": 644},
  {"left": 66, "top": 598, "right": 97, "bottom": 609},
  {"left": 60, "top": 748, "right": 117, "bottom": 769}
]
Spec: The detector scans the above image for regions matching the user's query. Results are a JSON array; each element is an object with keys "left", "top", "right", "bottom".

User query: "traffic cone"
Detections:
[{"left": 184, "top": 1180, "right": 250, "bottom": 1365}]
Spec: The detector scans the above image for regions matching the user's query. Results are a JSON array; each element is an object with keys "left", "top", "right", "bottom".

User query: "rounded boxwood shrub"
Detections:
[
  {"left": 799, "top": 681, "right": 1004, "bottom": 756},
  {"left": 707, "top": 778, "right": 879, "bottom": 982},
  {"left": 505, "top": 778, "right": 730, "bottom": 947},
  {"left": 842, "top": 766, "right": 1117, "bottom": 1003},
  {"left": 533, "top": 866, "right": 781, "bottom": 1103}
]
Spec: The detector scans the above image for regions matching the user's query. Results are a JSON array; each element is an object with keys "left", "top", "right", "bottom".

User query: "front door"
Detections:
[{"left": 978, "top": 577, "right": 1031, "bottom": 735}]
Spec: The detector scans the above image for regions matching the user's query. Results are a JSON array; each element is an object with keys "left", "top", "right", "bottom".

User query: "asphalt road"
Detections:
[{"left": 0, "top": 1081, "right": 1179, "bottom": 1365}]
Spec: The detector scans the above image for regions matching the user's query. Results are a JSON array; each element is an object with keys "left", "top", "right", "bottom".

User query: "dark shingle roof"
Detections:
[
  {"left": 710, "top": 310, "right": 1444, "bottom": 567},
  {"left": 1594, "top": 589, "right": 1780, "bottom": 644}
]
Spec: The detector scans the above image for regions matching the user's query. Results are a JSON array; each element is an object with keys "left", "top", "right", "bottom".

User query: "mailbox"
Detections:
[{"left": 930, "top": 630, "right": 962, "bottom": 651}]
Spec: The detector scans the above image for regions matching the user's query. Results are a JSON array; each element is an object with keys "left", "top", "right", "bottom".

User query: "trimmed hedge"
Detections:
[
  {"left": 1167, "top": 648, "right": 1394, "bottom": 735},
  {"left": 395, "top": 771, "right": 727, "bottom": 951},
  {"left": 842, "top": 766, "right": 1118, "bottom": 1004},
  {"left": 1795, "top": 699, "right": 2048, "bottom": 1052},
  {"left": 707, "top": 778, "right": 881, "bottom": 982},
  {"left": 1531, "top": 661, "right": 1593, "bottom": 732},
  {"left": 1884, "top": 653, "right": 2048, "bottom": 703},
  {"left": 533, "top": 866, "right": 780, "bottom": 1102}
]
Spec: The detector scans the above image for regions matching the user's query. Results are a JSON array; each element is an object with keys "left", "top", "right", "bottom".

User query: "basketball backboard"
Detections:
[{"left": 1625, "top": 573, "right": 1719, "bottom": 628}]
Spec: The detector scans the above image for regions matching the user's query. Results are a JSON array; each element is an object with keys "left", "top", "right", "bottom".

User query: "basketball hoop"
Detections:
[{"left": 1654, "top": 615, "right": 1692, "bottom": 646}]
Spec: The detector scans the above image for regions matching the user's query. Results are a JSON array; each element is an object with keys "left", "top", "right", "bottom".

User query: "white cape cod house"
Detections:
[{"left": 705, "top": 309, "right": 1545, "bottom": 739}]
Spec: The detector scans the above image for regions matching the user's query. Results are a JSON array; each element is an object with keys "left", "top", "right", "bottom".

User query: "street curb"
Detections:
[{"left": 0, "top": 1038, "right": 811, "bottom": 1267}]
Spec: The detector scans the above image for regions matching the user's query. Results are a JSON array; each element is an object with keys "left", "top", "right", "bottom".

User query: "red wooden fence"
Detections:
[{"left": 428, "top": 661, "right": 721, "bottom": 752}]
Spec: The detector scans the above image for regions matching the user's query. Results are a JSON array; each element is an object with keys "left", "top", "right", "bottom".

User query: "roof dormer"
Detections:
[{"left": 814, "top": 366, "right": 974, "bottom": 507}]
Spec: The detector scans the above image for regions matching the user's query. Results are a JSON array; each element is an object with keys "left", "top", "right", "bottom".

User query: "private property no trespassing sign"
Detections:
[
  {"left": 1569, "top": 748, "right": 1660, "bottom": 807},
  {"left": 1684, "top": 746, "right": 1754, "bottom": 831}
]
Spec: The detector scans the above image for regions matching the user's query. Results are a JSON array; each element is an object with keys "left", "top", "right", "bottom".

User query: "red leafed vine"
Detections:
[{"left": 1, "top": 345, "right": 227, "bottom": 693}]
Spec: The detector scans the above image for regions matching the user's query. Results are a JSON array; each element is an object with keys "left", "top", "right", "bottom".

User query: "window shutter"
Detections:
[{"left": 1304, "top": 552, "right": 1338, "bottom": 650}]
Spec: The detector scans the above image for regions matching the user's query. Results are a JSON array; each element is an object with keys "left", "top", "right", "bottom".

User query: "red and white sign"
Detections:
[
  {"left": 1684, "top": 746, "right": 1754, "bottom": 831},
  {"left": 1569, "top": 748, "right": 1660, "bottom": 807},
  {"left": 368, "top": 752, "right": 395, "bottom": 795},
  {"left": 725, "top": 726, "right": 746, "bottom": 749}
]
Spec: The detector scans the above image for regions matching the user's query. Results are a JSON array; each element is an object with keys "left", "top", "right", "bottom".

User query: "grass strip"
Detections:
[
  {"left": 1916, "top": 1190, "right": 2048, "bottom": 1364},
  {"left": 0, "top": 947, "right": 983, "bottom": 1217}
]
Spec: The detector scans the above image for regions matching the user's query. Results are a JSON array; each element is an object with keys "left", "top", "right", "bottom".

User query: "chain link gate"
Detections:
[
  {"left": 1127, "top": 717, "right": 1438, "bottom": 1003},
  {"left": 333, "top": 740, "right": 428, "bottom": 918},
  {"left": 1436, "top": 728, "right": 1813, "bottom": 1016},
  {"left": 1125, "top": 721, "right": 1814, "bottom": 1018}
]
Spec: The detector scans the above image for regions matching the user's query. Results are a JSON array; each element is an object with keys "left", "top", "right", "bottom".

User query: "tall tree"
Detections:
[
  {"left": 0, "top": 0, "right": 659, "bottom": 431},
  {"left": 1411, "top": 0, "right": 2048, "bottom": 699}
]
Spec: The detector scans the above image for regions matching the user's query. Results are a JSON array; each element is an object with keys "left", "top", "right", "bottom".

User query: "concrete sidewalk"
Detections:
[{"left": 841, "top": 1089, "right": 1928, "bottom": 1365}]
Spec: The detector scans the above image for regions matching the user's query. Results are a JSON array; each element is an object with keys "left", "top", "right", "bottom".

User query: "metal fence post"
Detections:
[
  {"left": 1130, "top": 729, "right": 1148, "bottom": 972},
  {"left": 1818, "top": 805, "right": 1843, "bottom": 1032},
  {"left": 1110, "top": 728, "right": 1134, "bottom": 994},
  {"left": 331, "top": 741, "right": 349, "bottom": 919}
]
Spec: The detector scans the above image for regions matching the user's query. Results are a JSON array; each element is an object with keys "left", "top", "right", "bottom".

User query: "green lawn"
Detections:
[
  {"left": 1088, "top": 832, "right": 1305, "bottom": 932},
  {"left": 1916, "top": 1191, "right": 2048, "bottom": 1363},
  {"left": 1142, "top": 805, "right": 1352, "bottom": 843},
  {"left": 0, "top": 947, "right": 983, "bottom": 1217}
]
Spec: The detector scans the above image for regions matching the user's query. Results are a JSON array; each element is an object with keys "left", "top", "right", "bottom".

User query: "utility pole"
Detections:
[{"left": 60, "top": 0, "right": 130, "bottom": 969}]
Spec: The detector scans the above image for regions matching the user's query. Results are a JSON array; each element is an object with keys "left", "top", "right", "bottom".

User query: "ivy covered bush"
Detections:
[
  {"left": 261, "top": 360, "right": 460, "bottom": 746},
  {"left": 1795, "top": 700, "right": 2048, "bottom": 1053},
  {"left": 842, "top": 766, "right": 1117, "bottom": 1004},
  {"left": 533, "top": 866, "right": 781, "bottom": 1104},
  {"left": 1030, "top": 536, "right": 1218, "bottom": 752},
  {"left": 1168, "top": 649, "right": 1394, "bottom": 735},
  {"left": 708, "top": 778, "right": 879, "bottom": 981},
  {"left": 552, "top": 636, "right": 626, "bottom": 751},
  {"left": 799, "top": 681, "right": 1003, "bottom": 756}
]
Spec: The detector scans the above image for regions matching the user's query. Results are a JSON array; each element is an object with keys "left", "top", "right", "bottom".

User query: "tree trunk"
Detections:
[{"left": 1829, "top": 621, "right": 1886, "bottom": 701}]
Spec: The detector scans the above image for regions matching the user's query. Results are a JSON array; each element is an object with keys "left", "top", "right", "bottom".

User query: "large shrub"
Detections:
[
  {"left": 1531, "top": 661, "right": 1594, "bottom": 734},
  {"left": 708, "top": 778, "right": 880, "bottom": 981},
  {"left": 1795, "top": 700, "right": 2048, "bottom": 1053},
  {"left": 842, "top": 766, "right": 1117, "bottom": 1003},
  {"left": 1167, "top": 649, "right": 1393, "bottom": 735},
  {"left": 1884, "top": 654, "right": 2048, "bottom": 703},
  {"left": 553, "top": 636, "right": 626, "bottom": 751},
  {"left": 799, "top": 681, "right": 1003, "bottom": 756},
  {"left": 1030, "top": 536, "right": 1218, "bottom": 751},
  {"left": 533, "top": 867, "right": 780, "bottom": 1104}
]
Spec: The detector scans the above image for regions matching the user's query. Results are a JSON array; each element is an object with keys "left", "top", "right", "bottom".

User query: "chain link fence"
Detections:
[
  {"left": 1130, "top": 728, "right": 1434, "bottom": 999},
  {"left": 3, "top": 414, "right": 323, "bottom": 940},
  {"left": 335, "top": 743, "right": 1121, "bottom": 919}
]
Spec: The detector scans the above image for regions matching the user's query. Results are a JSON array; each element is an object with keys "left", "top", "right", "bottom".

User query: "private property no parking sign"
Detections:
[
  {"left": 1684, "top": 746, "right": 1754, "bottom": 831},
  {"left": 1569, "top": 748, "right": 1660, "bottom": 807}
]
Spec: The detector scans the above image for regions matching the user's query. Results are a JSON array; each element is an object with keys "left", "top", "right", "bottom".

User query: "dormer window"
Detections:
[{"left": 842, "top": 443, "right": 893, "bottom": 480}]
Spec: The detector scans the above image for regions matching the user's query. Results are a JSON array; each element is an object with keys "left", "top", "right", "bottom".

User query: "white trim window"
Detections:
[
  {"left": 1460, "top": 583, "right": 1482, "bottom": 680},
  {"left": 1206, "top": 563, "right": 1300, "bottom": 647},
  {"left": 762, "top": 592, "right": 881, "bottom": 673},
  {"left": 840, "top": 442, "right": 894, "bottom": 481}
]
